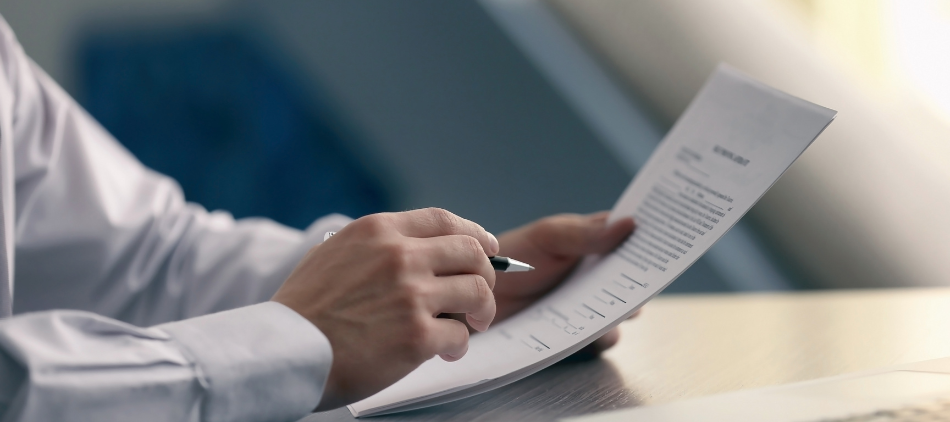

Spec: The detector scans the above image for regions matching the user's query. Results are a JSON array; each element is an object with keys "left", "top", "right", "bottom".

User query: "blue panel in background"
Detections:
[{"left": 76, "top": 26, "right": 389, "bottom": 229}]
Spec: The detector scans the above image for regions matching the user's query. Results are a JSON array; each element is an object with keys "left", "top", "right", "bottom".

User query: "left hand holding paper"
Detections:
[{"left": 493, "top": 212, "right": 636, "bottom": 354}]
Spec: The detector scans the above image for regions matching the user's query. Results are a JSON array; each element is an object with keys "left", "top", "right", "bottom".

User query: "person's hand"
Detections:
[
  {"left": 272, "top": 208, "right": 498, "bottom": 410},
  {"left": 493, "top": 212, "right": 636, "bottom": 355}
]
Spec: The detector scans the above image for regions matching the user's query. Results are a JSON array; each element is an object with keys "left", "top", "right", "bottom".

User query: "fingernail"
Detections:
[
  {"left": 590, "top": 213, "right": 609, "bottom": 225},
  {"left": 588, "top": 215, "right": 609, "bottom": 240},
  {"left": 487, "top": 232, "right": 500, "bottom": 255},
  {"left": 448, "top": 343, "right": 469, "bottom": 360},
  {"left": 468, "top": 315, "right": 489, "bottom": 332}
]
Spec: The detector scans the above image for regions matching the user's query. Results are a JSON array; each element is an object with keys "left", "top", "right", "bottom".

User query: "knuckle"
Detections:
[
  {"left": 471, "top": 275, "right": 491, "bottom": 305},
  {"left": 389, "top": 270, "right": 427, "bottom": 307},
  {"left": 391, "top": 292, "right": 413, "bottom": 311},
  {"left": 398, "top": 281, "right": 427, "bottom": 308},
  {"left": 462, "top": 236, "right": 484, "bottom": 260},
  {"left": 429, "top": 207, "right": 460, "bottom": 233},
  {"left": 405, "top": 314, "right": 428, "bottom": 338},
  {"left": 483, "top": 267, "right": 496, "bottom": 290},
  {"left": 403, "top": 317, "right": 432, "bottom": 359},
  {"left": 355, "top": 213, "right": 389, "bottom": 234},
  {"left": 381, "top": 242, "right": 413, "bottom": 271}
]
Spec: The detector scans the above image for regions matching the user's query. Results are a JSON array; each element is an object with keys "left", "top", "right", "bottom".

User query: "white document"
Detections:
[{"left": 348, "top": 65, "right": 837, "bottom": 417}]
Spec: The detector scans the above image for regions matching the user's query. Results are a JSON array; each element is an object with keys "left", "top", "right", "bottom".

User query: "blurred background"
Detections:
[{"left": 2, "top": 0, "right": 949, "bottom": 293}]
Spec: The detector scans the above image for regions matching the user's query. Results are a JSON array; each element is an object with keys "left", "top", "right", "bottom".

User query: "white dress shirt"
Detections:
[{"left": 0, "top": 14, "right": 348, "bottom": 421}]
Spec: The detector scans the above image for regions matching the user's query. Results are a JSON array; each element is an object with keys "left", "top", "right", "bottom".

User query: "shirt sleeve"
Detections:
[
  {"left": 0, "top": 301, "right": 333, "bottom": 421},
  {"left": 0, "top": 13, "right": 349, "bottom": 421},
  {"left": 2, "top": 13, "right": 352, "bottom": 326}
]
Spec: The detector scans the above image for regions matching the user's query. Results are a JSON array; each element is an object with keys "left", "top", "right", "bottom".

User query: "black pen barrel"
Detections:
[{"left": 489, "top": 256, "right": 509, "bottom": 271}]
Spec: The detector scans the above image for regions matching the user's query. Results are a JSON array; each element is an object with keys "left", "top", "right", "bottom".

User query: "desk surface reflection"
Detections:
[{"left": 304, "top": 288, "right": 950, "bottom": 421}]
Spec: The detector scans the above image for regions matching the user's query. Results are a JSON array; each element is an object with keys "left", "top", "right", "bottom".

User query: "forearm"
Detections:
[
  {"left": 0, "top": 302, "right": 331, "bottom": 422},
  {"left": 1, "top": 10, "right": 352, "bottom": 325},
  {"left": 14, "top": 185, "right": 350, "bottom": 325}
]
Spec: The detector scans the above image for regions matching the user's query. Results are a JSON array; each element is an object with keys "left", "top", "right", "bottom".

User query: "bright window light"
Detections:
[
  {"left": 887, "top": 0, "right": 950, "bottom": 115},
  {"left": 770, "top": 0, "right": 950, "bottom": 121}
]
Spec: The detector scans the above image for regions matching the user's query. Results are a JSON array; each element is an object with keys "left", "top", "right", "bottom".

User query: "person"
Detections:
[{"left": 0, "top": 14, "right": 635, "bottom": 421}]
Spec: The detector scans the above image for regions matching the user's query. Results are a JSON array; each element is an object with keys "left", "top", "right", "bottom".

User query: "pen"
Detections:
[
  {"left": 488, "top": 256, "right": 534, "bottom": 272},
  {"left": 323, "top": 231, "right": 535, "bottom": 273}
]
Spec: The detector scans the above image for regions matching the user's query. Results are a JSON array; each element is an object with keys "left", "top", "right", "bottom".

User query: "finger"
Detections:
[
  {"left": 530, "top": 212, "right": 635, "bottom": 257},
  {"left": 389, "top": 208, "right": 499, "bottom": 256},
  {"left": 427, "top": 318, "right": 471, "bottom": 361},
  {"left": 425, "top": 274, "right": 496, "bottom": 332},
  {"left": 415, "top": 235, "right": 496, "bottom": 289},
  {"left": 590, "top": 214, "right": 636, "bottom": 254},
  {"left": 592, "top": 327, "right": 621, "bottom": 350},
  {"left": 628, "top": 308, "right": 642, "bottom": 320}
]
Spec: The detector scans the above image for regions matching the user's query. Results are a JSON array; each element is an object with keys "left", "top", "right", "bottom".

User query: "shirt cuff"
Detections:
[{"left": 156, "top": 302, "right": 331, "bottom": 422}]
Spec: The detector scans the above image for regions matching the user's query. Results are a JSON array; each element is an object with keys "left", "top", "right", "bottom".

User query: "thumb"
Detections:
[{"left": 587, "top": 213, "right": 635, "bottom": 254}]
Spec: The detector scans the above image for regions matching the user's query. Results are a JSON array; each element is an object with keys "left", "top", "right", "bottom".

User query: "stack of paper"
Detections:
[{"left": 348, "top": 65, "right": 837, "bottom": 417}]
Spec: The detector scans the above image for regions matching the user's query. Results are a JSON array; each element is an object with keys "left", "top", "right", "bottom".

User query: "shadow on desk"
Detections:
[
  {"left": 305, "top": 288, "right": 950, "bottom": 421},
  {"left": 306, "top": 358, "right": 638, "bottom": 422}
]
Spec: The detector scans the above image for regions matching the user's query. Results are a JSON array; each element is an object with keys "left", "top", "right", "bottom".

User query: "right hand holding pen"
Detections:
[{"left": 271, "top": 208, "right": 499, "bottom": 410}]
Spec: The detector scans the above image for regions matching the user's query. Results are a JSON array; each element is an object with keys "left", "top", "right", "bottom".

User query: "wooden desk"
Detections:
[{"left": 304, "top": 288, "right": 950, "bottom": 421}]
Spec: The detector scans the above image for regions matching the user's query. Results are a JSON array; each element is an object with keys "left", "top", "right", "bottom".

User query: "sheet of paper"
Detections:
[{"left": 348, "top": 65, "right": 836, "bottom": 417}]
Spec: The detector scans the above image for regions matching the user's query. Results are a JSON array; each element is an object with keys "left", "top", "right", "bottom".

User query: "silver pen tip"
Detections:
[{"left": 506, "top": 258, "right": 534, "bottom": 272}]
